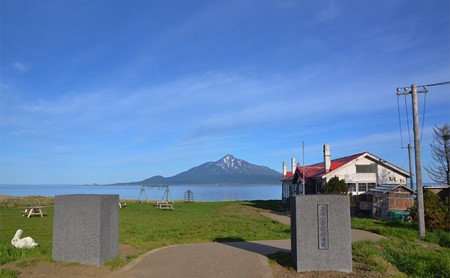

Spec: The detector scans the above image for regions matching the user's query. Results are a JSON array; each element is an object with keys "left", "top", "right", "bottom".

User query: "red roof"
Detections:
[
  {"left": 294, "top": 152, "right": 366, "bottom": 181},
  {"left": 283, "top": 171, "right": 293, "bottom": 178}
]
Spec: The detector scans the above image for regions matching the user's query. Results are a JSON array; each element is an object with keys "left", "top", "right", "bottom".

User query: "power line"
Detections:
[
  {"left": 421, "top": 81, "right": 450, "bottom": 87},
  {"left": 396, "top": 93, "right": 415, "bottom": 148},
  {"left": 397, "top": 81, "right": 450, "bottom": 92},
  {"left": 404, "top": 95, "right": 412, "bottom": 144},
  {"left": 421, "top": 91, "right": 427, "bottom": 141},
  {"left": 395, "top": 81, "right": 449, "bottom": 239},
  {"left": 396, "top": 95, "right": 404, "bottom": 147}
]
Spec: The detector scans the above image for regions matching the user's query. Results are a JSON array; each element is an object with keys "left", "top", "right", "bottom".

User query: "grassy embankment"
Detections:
[
  {"left": 0, "top": 196, "right": 289, "bottom": 274},
  {"left": 350, "top": 218, "right": 450, "bottom": 277},
  {"left": 1, "top": 196, "right": 449, "bottom": 277}
]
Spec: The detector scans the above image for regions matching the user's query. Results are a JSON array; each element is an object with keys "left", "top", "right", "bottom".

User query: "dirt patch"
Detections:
[
  {"left": 269, "top": 253, "right": 406, "bottom": 278},
  {"left": 1, "top": 244, "right": 142, "bottom": 278},
  {"left": 0, "top": 195, "right": 54, "bottom": 208},
  {"left": 269, "top": 261, "right": 404, "bottom": 278}
]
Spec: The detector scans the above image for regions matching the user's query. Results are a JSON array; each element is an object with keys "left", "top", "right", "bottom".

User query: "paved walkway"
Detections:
[{"left": 112, "top": 211, "right": 384, "bottom": 278}]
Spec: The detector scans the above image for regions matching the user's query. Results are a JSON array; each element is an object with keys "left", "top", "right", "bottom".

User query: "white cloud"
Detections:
[
  {"left": 314, "top": 1, "right": 341, "bottom": 23},
  {"left": 11, "top": 62, "right": 30, "bottom": 73}
]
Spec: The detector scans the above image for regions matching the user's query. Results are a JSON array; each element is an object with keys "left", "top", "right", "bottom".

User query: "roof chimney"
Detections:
[
  {"left": 291, "top": 158, "right": 296, "bottom": 174},
  {"left": 323, "top": 144, "right": 331, "bottom": 173},
  {"left": 282, "top": 161, "right": 287, "bottom": 177}
]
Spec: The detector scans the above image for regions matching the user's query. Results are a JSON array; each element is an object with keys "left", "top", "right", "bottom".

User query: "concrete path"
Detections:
[
  {"left": 113, "top": 211, "right": 384, "bottom": 278},
  {"left": 112, "top": 241, "right": 284, "bottom": 278}
]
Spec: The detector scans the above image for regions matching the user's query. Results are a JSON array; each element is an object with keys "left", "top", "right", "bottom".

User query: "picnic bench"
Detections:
[
  {"left": 22, "top": 206, "right": 47, "bottom": 218},
  {"left": 156, "top": 201, "right": 173, "bottom": 210}
]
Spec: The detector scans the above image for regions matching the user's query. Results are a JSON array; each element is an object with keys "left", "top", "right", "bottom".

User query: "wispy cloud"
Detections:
[
  {"left": 314, "top": 1, "right": 341, "bottom": 23},
  {"left": 11, "top": 62, "right": 30, "bottom": 73},
  {"left": 4, "top": 68, "right": 401, "bottom": 145}
]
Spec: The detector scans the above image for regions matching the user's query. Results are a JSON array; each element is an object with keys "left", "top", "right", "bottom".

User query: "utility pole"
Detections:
[
  {"left": 408, "top": 144, "right": 414, "bottom": 190},
  {"left": 302, "top": 141, "right": 305, "bottom": 195},
  {"left": 396, "top": 84, "right": 428, "bottom": 239},
  {"left": 402, "top": 143, "right": 414, "bottom": 190},
  {"left": 396, "top": 81, "right": 450, "bottom": 239},
  {"left": 411, "top": 84, "right": 426, "bottom": 239}
]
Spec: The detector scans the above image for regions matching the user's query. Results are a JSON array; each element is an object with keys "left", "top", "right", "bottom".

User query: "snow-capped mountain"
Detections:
[{"left": 140, "top": 154, "right": 281, "bottom": 185}]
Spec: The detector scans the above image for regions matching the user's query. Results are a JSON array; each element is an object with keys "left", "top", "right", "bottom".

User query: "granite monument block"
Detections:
[
  {"left": 52, "top": 194, "right": 119, "bottom": 265},
  {"left": 291, "top": 195, "right": 352, "bottom": 272}
]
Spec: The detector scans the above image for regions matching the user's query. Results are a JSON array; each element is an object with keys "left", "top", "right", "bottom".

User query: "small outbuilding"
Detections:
[
  {"left": 369, "top": 184, "right": 414, "bottom": 220},
  {"left": 423, "top": 185, "right": 450, "bottom": 203}
]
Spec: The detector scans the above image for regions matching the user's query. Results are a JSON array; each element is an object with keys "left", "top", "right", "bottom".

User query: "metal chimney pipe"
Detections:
[
  {"left": 291, "top": 158, "right": 296, "bottom": 174},
  {"left": 323, "top": 144, "right": 331, "bottom": 173},
  {"left": 282, "top": 161, "right": 287, "bottom": 176}
]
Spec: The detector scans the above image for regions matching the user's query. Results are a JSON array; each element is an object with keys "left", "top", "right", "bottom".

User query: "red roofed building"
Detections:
[{"left": 281, "top": 145, "right": 410, "bottom": 206}]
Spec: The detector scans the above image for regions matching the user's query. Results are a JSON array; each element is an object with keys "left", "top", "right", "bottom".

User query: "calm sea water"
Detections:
[{"left": 0, "top": 184, "right": 281, "bottom": 202}]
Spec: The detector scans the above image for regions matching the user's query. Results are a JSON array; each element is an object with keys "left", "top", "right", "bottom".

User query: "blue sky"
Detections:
[{"left": 1, "top": 0, "right": 449, "bottom": 185}]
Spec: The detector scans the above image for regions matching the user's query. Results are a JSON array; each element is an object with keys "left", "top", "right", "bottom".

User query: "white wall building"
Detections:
[{"left": 281, "top": 144, "right": 411, "bottom": 203}]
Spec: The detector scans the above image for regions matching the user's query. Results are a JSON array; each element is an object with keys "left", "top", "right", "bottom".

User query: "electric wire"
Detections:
[
  {"left": 420, "top": 91, "right": 427, "bottom": 142},
  {"left": 396, "top": 94, "right": 404, "bottom": 147},
  {"left": 404, "top": 94, "right": 412, "bottom": 145},
  {"left": 420, "top": 81, "right": 450, "bottom": 87},
  {"left": 397, "top": 81, "right": 450, "bottom": 89},
  {"left": 395, "top": 81, "right": 445, "bottom": 146}
]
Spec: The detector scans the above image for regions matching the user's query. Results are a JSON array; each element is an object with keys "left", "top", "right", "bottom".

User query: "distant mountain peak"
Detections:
[
  {"left": 216, "top": 154, "right": 243, "bottom": 170},
  {"left": 139, "top": 154, "right": 281, "bottom": 185},
  {"left": 221, "top": 154, "right": 235, "bottom": 160}
]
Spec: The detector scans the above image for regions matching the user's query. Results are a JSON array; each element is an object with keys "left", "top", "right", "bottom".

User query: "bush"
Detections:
[
  {"left": 410, "top": 189, "right": 450, "bottom": 231},
  {"left": 321, "top": 176, "right": 348, "bottom": 195}
]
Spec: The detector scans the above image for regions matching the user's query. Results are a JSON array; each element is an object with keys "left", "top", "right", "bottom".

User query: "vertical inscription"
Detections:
[{"left": 317, "top": 204, "right": 329, "bottom": 250}]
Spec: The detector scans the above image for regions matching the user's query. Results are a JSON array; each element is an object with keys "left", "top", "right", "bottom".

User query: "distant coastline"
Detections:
[
  {"left": 0, "top": 184, "right": 281, "bottom": 201},
  {"left": 104, "top": 183, "right": 280, "bottom": 186}
]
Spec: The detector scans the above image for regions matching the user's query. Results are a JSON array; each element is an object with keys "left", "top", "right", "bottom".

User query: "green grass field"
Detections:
[
  {"left": 0, "top": 199, "right": 290, "bottom": 267},
  {"left": 351, "top": 218, "right": 450, "bottom": 277},
  {"left": 1, "top": 197, "right": 449, "bottom": 277}
]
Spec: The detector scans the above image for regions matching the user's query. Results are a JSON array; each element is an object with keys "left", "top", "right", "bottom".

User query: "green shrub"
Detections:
[
  {"left": 321, "top": 176, "right": 348, "bottom": 195},
  {"left": 409, "top": 189, "right": 450, "bottom": 231}
]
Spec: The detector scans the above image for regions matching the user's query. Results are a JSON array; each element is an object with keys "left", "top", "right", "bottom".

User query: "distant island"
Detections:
[{"left": 110, "top": 154, "right": 282, "bottom": 185}]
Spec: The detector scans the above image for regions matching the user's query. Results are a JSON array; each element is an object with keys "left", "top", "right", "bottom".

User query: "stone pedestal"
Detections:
[
  {"left": 52, "top": 194, "right": 119, "bottom": 265},
  {"left": 290, "top": 195, "right": 352, "bottom": 272}
]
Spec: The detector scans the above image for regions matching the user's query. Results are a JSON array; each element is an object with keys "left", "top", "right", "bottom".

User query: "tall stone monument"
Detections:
[
  {"left": 53, "top": 194, "right": 119, "bottom": 265},
  {"left": 291, "top": 195, "right": 352, "bottom": 272}
]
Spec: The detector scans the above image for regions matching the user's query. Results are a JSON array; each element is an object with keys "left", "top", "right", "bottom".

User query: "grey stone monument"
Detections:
[
  {"left": 52, "top": 194, "right": 119, "bottom": 266},
  {"left": 291, "top": 195, "right": 352, "bottom": 273}
]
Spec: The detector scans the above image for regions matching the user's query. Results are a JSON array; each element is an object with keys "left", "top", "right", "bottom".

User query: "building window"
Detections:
[
  {"left": 356, "top": 164, "right": 376, "bottom": 173},
  {"left": 367, "top": 183, "right": 376, "bottom": 190},
  {"left": 358, "top": 194, "right": 373, "bottom": 202},
  {"left": 347, "top": 183, "right": 356, "bottom": 192},
  {"left": 358, "top": 183, "right": 367, "bottom": 192}
]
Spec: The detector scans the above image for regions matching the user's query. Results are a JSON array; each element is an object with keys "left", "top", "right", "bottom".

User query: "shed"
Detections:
[
  {"left": 423, "top": 185, "right": 450, "bottom": 203},
  {"left": 370, "top": 184, "right": 414, "bottom": 220}
]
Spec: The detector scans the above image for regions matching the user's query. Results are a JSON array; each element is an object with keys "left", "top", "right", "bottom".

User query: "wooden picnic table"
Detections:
[
  {"left": 156, "top": 201, "right": 173, "bottom": 210},
  {"left": 22, "top": 206, "right": 47, "bottom": 218}
]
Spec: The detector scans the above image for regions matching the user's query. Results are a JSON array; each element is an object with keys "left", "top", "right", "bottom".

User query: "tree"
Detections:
[
  {"left": 425, "top": 123, "right": 450, "bottom": 185},
  {"left": 321, "top": 176, "right": 348, "bottom": 195},
  {"left": 409, "top": 189, "right": 450, "bottom": 231}
]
